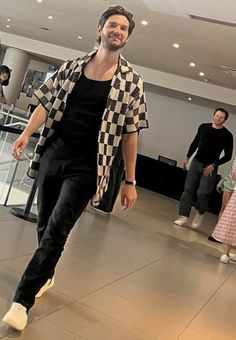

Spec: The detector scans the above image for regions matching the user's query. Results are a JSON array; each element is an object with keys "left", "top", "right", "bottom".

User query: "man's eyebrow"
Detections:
[{"left": 108, "top": 21, "right": 128, "bottom": 28}]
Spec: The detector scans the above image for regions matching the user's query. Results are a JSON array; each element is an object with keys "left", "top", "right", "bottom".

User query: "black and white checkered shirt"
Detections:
[{"left": 29, "top": 50, "right": 148, "bottom": 203}]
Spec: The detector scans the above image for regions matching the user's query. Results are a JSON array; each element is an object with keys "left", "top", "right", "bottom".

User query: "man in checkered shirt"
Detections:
[{"left": 3, "top": 5, "right": 148, "bottom": 331}]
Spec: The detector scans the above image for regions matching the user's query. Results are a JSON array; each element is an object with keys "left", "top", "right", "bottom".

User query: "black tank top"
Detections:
[{"left": 56, "top": 72, "right": 111, "bottom": 165}]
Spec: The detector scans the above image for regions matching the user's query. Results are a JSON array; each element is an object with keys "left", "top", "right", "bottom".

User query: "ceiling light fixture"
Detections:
[
  {"left": 48, "top": 15, "right": 53, "bottom": 20},
  {"left": 173, "top": 43, "right": 180, "bottom": 48},
  {"left": 37, "top": 0, "right": 43, "bottom": 3},
  {"left": 6, "top": 25, "right": 10, "bottom": 28},
  {"left": 199, "top": 72, "right": 205, "bottom": 77},
  {"left": 7, "top": 18, "right": 11, "bottom": 22},
  {"left": 141, "top": 20, "right": 148, "bottom": 26},
  {"left": 77, "top": 35, "right": 82, "bottom": 39},
  {"left": 190, "top": 62, "right": 196, "bottom": 67},
  {"left": 188, "top": 97, "right": 192, "bottom": 101}
]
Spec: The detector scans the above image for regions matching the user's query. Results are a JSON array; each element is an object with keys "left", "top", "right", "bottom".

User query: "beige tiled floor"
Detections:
[{"left": 0, "top": 188, "right": 235, "bottom": 339}]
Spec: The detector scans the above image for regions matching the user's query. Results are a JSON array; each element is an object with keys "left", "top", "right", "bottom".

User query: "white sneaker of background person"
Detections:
[
  {"left": 220, "top": 253, "right": 236, "bottom": 264},
  {"left": 191, "top": 211, "right": 204, "bottom": 229},
  {"left": 174, "top": 215, "right": 189, "bottom": 226}
]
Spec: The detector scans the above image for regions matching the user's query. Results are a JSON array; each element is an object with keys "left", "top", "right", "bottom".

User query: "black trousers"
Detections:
[
  {"left": 179, "top": 159, "right": 217, "bottom": 217},
  {"left": 14, "top": 138, "right": 97, "bottom": 310}
]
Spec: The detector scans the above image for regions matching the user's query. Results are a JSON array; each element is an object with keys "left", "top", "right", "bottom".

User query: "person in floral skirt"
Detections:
[{"left": 212, "top": 159, "right": 236, "bottom": 263}]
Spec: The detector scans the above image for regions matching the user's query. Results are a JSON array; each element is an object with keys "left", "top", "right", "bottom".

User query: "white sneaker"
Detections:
[
  {"left": 174, "top": 216, "right": 189, "bottom": 226},
  {"left": 220, "top": 254, "right": 230, "bottom": 264},
  {"left": 220, "top": 254, "right": 236, "bottom": 264},
  {"left": 2, "top": 302, "right": 28, "bottom": 331},
  {"left": 35, "top": 276, "right": 55, "bottom": 298},
  {"left": 191, "top": 212, "right": 204, "bottom": 229},
  {"left": 229, "top": 253, "right": 236, "bottom": 262}
]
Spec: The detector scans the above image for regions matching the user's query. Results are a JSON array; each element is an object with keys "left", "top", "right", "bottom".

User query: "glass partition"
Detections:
[{"left": 0, "top": 106, "right": 39, "bottom": 207}]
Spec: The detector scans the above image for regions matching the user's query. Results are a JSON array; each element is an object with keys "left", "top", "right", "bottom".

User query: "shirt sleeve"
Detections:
[
  {"left": 187, "top": 125, "right": 201, "bottom": 158},
  {"left": 123, "top": 78, "right": 149, "bottom": 134},
  {"left": 216, "top": 132, "right": 233, "bottom": 166},
  {"left": 33, "top": 60, "right": 71, "bottom": 112}
]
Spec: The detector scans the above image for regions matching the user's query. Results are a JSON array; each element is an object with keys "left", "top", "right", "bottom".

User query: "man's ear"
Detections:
[{"left": 97, "top": 25, "right": 101, "bottom": 37}]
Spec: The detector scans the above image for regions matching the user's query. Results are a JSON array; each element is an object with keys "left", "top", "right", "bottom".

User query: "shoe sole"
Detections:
[
  {"left": 174, "top": 222, "right": 188, "bottom": 227},
  {"left": 191, "top": 224, "right": 201, "bottom": 229},
  {"left": 35, "top": 277, "right": 55, "bottom": 298},
  {"left": 2, "top": 317, "right": 27, "bottom": 331}
]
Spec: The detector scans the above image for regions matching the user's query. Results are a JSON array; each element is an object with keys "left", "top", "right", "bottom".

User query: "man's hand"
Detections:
[
  {"left": 182, "top": 158, "right": 189, "bottom": 171},
  {"left": 12, "top": 135, "right": 29, "bottom": 160},
  {"left": 121, "top": 184, "right": 137, "bottom": 210},
  {"left": 203, "top": 164, "right": 215, "bottom": 176}
]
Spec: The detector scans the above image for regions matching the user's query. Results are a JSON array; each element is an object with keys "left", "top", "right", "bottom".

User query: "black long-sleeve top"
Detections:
[{"left": 187, "top": 123, "right": 233, "bottom": 167}]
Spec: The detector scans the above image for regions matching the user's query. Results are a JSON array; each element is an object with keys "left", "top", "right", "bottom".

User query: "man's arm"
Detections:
[
  {"left": 183, "top": 126, "right": 201, "bottom": 170},
  {"left": 12, "top": 104, "right": 47, "bottom": 160},
  {"left": 121, "top": 132, "right": 138, "bottom": 209},
  {"left": 215, "top": 133, "right": 233, "bottom": 167}
]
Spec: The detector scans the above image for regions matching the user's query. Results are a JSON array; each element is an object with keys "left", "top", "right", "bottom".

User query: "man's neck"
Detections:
[
  {"left": 212, "top": 123, "right": 224, "bottom": 129},
  {"left": 93, "top": 46, "right": 120, "bottom": 68},
  {"left": 84, "top": 46, "right": 119, "bottom": 81}
]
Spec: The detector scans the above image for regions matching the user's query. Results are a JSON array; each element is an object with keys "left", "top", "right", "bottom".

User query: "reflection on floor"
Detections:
[{"left": 0, "top": 188, "right": 235, "bottom": 340}]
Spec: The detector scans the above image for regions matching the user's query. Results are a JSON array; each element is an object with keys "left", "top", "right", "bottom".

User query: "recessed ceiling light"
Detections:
[
  {"left": 6, "top": 25, "right": 10, "bottom": 28},
  {"left": 188, "top": 97, "right": 192, "bottom": 101},
  {"left": 173, "top": 43, "right": 180, "bottom": 48},
  {"left": 77, "top": 35, "right": 82, "bottom": 39},
  {"left": 199, "top": 72, "right": 205, "bottom": 77},
  {"left": 190, "top": 62, "right": 196, "bottom": 67},
  {"left": 7, "top": 18, "right": 11, "bottom": 22},
  {"left": 37, "top": 0, "right": 43, "bottom": 3},
  {"left": 141, "top": 20, "right": 148, "bottom": 26},
  {"left": 48, "top": 15, "right": 53, "bottom": 20}
]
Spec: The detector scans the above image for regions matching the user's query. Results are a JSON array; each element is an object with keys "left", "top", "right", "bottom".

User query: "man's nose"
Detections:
[{"left": 113, "top": 27, "right": 121, "bottom": 35}]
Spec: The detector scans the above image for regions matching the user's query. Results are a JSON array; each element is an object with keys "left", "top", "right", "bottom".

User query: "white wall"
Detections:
[{"left": 138, "top": 89, "right": 235, "bottom": 175}]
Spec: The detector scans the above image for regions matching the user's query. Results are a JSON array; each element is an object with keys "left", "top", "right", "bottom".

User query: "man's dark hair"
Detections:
[
  {"left": 213, "top": 107, "right": 229, "bottom": 121},
  {"left": 97, "top": 5, "right": 135, "bottom": 44},
  {"left": 0, "top": 65, "right": 11, "bottom": 86}
]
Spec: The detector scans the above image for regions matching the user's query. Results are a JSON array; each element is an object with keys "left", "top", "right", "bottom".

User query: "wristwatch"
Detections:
[{"left": 125, "top": 179, "right": 136, "bottom": 186}]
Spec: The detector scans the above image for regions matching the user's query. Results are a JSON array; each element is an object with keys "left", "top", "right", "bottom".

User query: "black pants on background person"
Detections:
[
  {"left": 92, "top": 143, "right": 124, "bottom": 213},
  {"left": 13, "top": 138, "right": 97, "bottom": 310},
  {"left": 179, "top": 159, "right": 217, "bottom": 217}
]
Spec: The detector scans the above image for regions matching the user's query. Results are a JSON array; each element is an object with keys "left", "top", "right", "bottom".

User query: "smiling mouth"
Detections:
[{"left": 109, "top": 36, "right": 120, "bottom": 41}]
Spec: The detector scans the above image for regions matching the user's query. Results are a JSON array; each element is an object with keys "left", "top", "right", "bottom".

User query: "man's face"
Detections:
[
  {"left": 213, "top": 110, "right": 226, "bottom": 126},
  {"left": 98, "top": 15, "right": 130, "bottom": 51}
]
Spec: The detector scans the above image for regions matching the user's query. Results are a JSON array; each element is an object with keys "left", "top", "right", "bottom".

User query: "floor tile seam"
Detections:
[
  {"left": 66, "top": 225, "right": 141, "bottom": 244},
  {"left": 0, "top": 252, "right": 33, "bottom": 263},
  {"left": 75, "top": 300, "right": 159, "bottom": 340},
  {"left": 69, "top": 225, "right": 160, "bottom": 247},
  {"left": 175, "top": 269, "right": 235, "bottom": 339},
  {"left": 76, "top": 248, "right": 180, "bottom": 299},
  {"left": 33, "top": 312, "right": 86, "bottom": 339}
]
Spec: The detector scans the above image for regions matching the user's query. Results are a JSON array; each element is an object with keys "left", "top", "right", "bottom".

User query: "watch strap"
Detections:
[{"left": 125, "top": 180, "right": 136, "bottom": 186}]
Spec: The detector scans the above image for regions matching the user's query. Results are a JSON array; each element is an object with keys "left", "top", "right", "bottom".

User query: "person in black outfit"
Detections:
[{"left": 174, "top": 108, "right": 233, "bottom": 228}]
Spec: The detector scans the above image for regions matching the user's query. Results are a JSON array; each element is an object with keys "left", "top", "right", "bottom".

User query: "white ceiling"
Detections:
[{"left": 0, "top": 0, "right": 236, "bottom": 106}]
